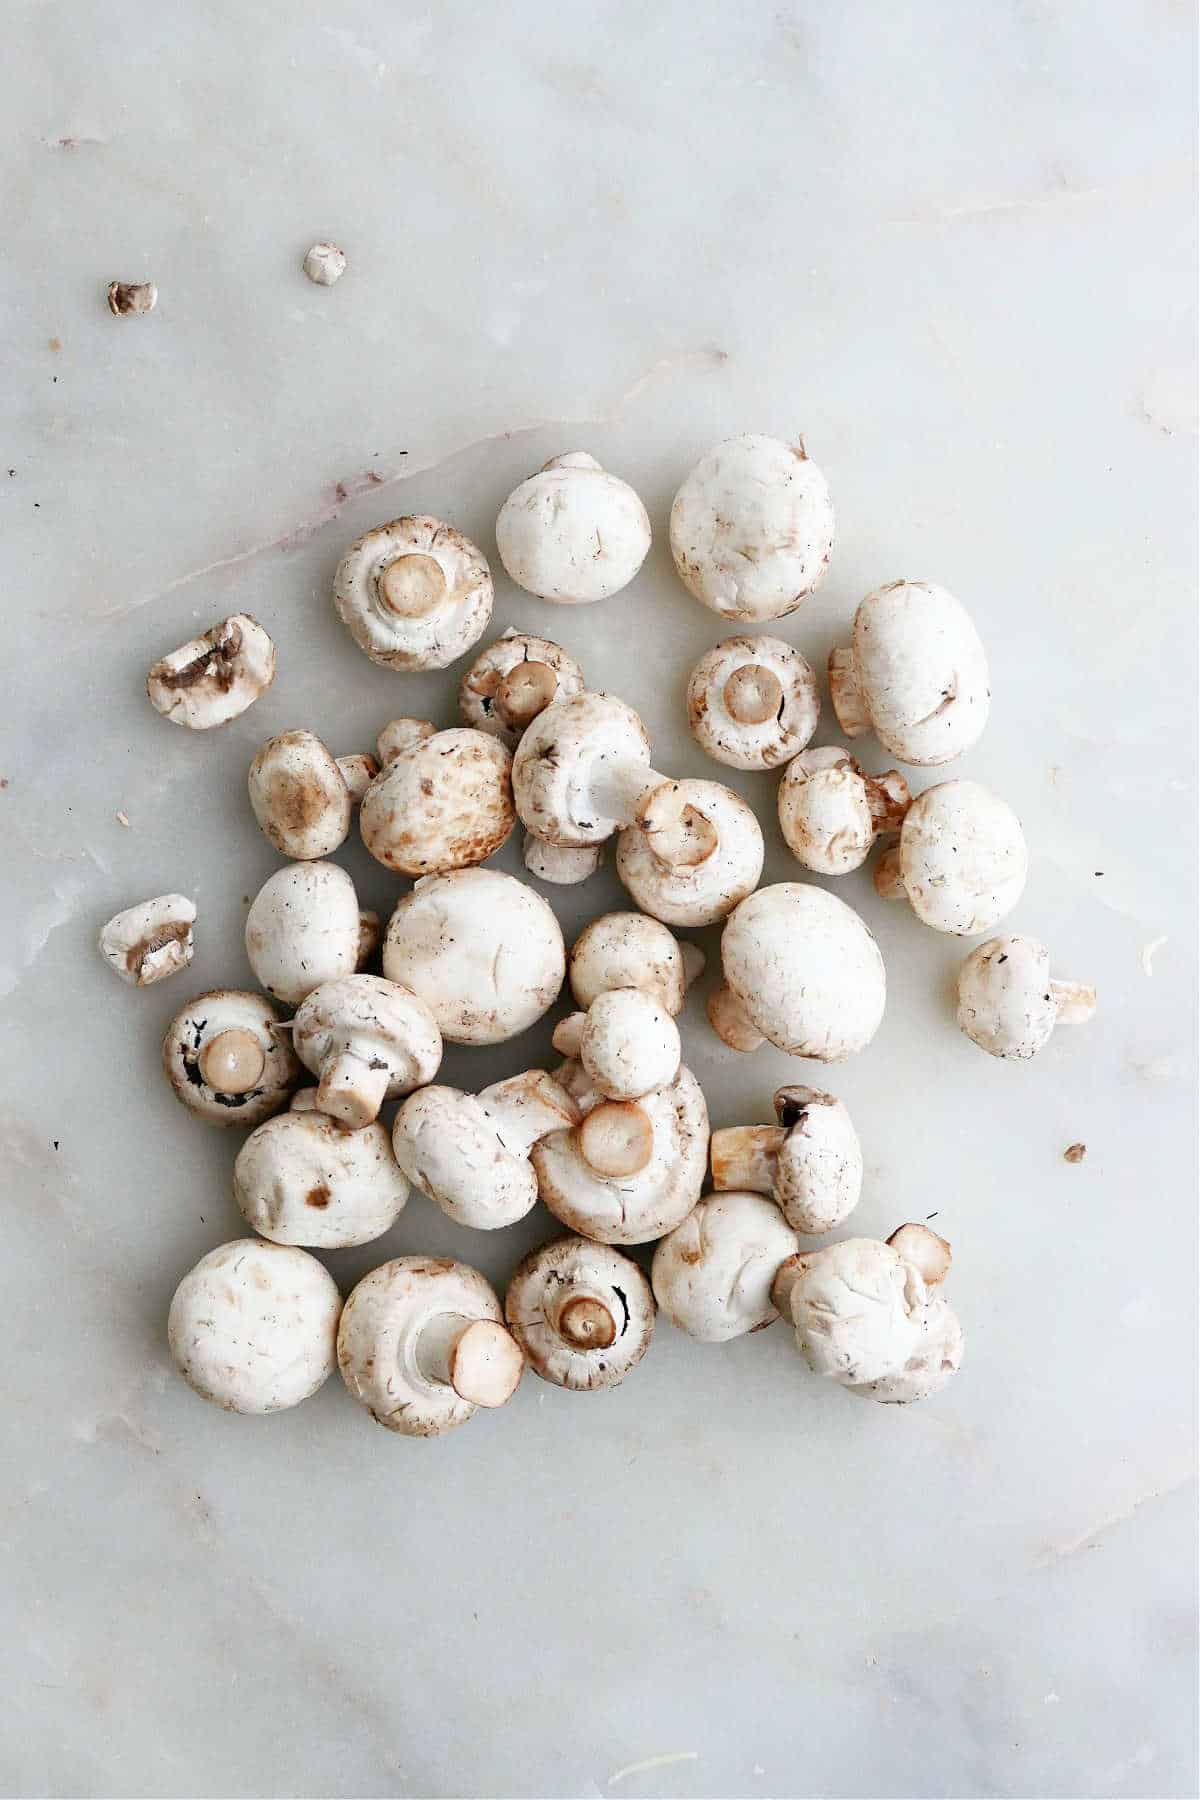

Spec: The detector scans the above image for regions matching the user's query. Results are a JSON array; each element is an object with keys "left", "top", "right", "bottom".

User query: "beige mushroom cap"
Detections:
[
  {"left": 652, "top": 1191, "right": 800, "bottom": 1342},
  {"left": 333, "top": 515, "right": 493, "bottom": 671},
  {"left": 168, "top": 1239, "right": 341, "bottom": 1413},
  {"left": 956, "top": 934, "right": 1097, "bottom": 1058},
  {"left": 505, "top": 1236, "right": 655, "bottom": 1389},
  {"left": 162, "top": 988, "right": 300, "bottom": 1127},
  {"left": 885, "top": 779, "right": 1027, "bottom": 935},
  {"left": 292, "top": 974, "right": 442, "bottom": 1127},
  {"left": 359, "top": 727, "right": 514, "bottom": 877},
  {"left": 147, "top": 614, "right": 276, "bottom": 730},
  {"left": 245, "top": 862, "right": 365, "bottom": 1006},
  {"left": 392, "top": 1071, "right": 579, "bottom": 1230},
  {"left": 553, "top": 989, "right": 682, "bottom": 1102},
  {"left": 248, "top": 730, "right": 353, "bottom": 861},
  {"left": 458, "top": 632, "right": 586, "bottom": 748},
  {"left": 233, "top": 1106, "right": 409, "bottom": 1248},
  {"left": 687, "top": 636, "right": 820, "bottom": 770},
  {"left": 512, "top": 690, "right": 652, "bottom": 848},
  {"left": 568, "top": 913, "right": 697, "bottom": 1016},
  {"left": 830, "top": 579, "right": 990, "bottom": 765},
  {"left": 616, "top": 777, "right": 764, "bottom": 927},
  {"left": 496, "top": 452, "right": 652, "bottom": 604},
  {"left": 777, "top": 747, "right": 910, "bottom": 876}
]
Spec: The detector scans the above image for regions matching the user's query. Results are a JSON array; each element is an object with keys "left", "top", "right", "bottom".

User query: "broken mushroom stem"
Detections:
[
  {"left": 199, "top": 1028, "right": 266, "bottom": 1095},
  {"left": 412, "top": 1312, "right": 525, "bottom": 1408},
  {"left": 1050, "top": 979, "right": 1098, "bottom": 1024}
]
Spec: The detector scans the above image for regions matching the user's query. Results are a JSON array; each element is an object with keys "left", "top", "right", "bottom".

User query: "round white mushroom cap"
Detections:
[
  {"left": 458, "top": 632, "right": 586, "bottom": 748},
  {"left": 162, "top": 988, "right": 300, "bottom": 1127},
  {"left": 292, "top": 974, "right": 442, "bottom": 1127},
  {"left": 686, "top": 635, "right": 820, "bottom": 770},
  {"left": 568, "top": 912, "right": 697, "bottom": 1016},
  {"left": 710, "top": 1085, "right": 864, "bottom": 1235},
  {"left": 883, "top": 779, "right": 1027, "bottom": 935},
  {"left": 496, "top": 452, "right": 651, "bottom": 604},
  {"left": 829, "top": 579, "right": 989, "bottom": 765},
  {"left": 782, "top": 1237, "right": 934, "bottom": 1386},
  {"left": 247, "top": 730, "right": 353, "bottom": 861},
  {"left": 777, "top": 747, "right": 911, "bottom": 876},
  {"left": 168, "top": 1239, "right": 341, "bottom": 1413},
  {"left": 616, "top": 777, "right": 764, "bottom": 927},
  {"left": 359, "top": 727, "right": 514, "bottom": 877},
  {"left": 505, "top": 1236, "right": 655, "bottom": 1389},
  {"left": 146, "top": 614, "right": 276, "bottom": 730},
  {"left": 652, "top": 1191, "right": 800, "bottom": 1342},
  {"left": 669, "top": 435, "right": 835, "bottom": 621},
  {"left": 956, "top": 934, "right": 1097, "bottom": 1058},
  {"left": 245, "top": 862, "right": 366, "bottom": 1006},
  {"left": 333, "top": 515, "right": 493, "bottom": 671},
  {"left": 553, "top": 989, "right": 682, "bottom": 1102},
  {"left": 512, "top": 690, "right": 653, "bottom": 848},
  {"left": 233, "top": 1105, "right": 409, "bottom": 1248}
]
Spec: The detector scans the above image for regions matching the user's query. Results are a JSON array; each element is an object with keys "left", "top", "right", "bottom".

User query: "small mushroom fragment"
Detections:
[
  {"left": 248, "top": 730, "right": 353, "bottom": 860},
  {"left": 496, "top": 453, "right": 651, "bottom": 604},
  {"left": 162, "top": 989, "right": 300, "bottom": 1126},
  {"left": 146, "top": 614, "right": 276, "bottom": 730},
  {"left": 168, "top": 1239, "right": 342, "bottom": 1414},
  {"left": 828, "top": 580, "right": 989, "bottom": 765},
  {"left": 108, "top": 280, "right": 157, "bottom": 316},
  {"left": 874, "top": 780, "right": 1027, "bottom": 935},
  {"left": 522, "top": 833, "right": 604, "bottom": 886},
  {"left": 334, "top": 753, "right": 378, "bottom": 804},
  {"left": 245, "top": 862, "right": 372, "bottom": 1006},
  {"left": 616, "top": 778, "right": 763, "bottom": 926},
  {"left": 292, "top": 974, "right": 442, "bottom": 1128},
  {"left": 333, "top": 515, "right": 493, "bottom": 671},
  {"left": 777, "top": 747, "right": 911, "bottom": 875},
  {"left": 383, "top": 868, "right": 565, "bottom": 1045},
  {"left": 709, "top": 883, "right": 886, "bottom": 1059},
  {"left": 359, "top": 726, "right": 514, "bottom": 876},
  {"left": 459, "top": 632, "right": 586, "bottom": 748},
  {"left": 771, "top": 1224, "right": 962, "bottom": 1404},
  {"left": 552, "top": 990, "right": 681, "bottom": 1103},
  {"left": 99, "top": 893, "right": 196, "bottom": 987},
  {"left": 669, "top": 435, "right": 835, "bottom": 620},
  {"left": 233, "top": 1100, "right": 409, "bottom": 1248},
  {"left": 651, "top": 1192, "right": 800, "bottom": 1342},
  {"left": 956, "top": 935, "right": 1097, "bottom": 1059},
  {"left": 505, "top": 1236, "right": 655, "bottom": 1390},
  {"left": 711, "top": 1086, "right": 863, "bottom": 1234},
  {"left": 568, "top": 912, "right": 703, "bottom": 1017},
  {"left": 338, "top": 1257, "right": 524, "bottom": 1435},
  {"left": 686, "top": 636, "right": 820, "bottom": 770},
  {"left": 393, "top": 1070, "right": 580, "bottom": 1230},
  {"left": 303, "top": 242, "right": 346, "bottom": 285}
]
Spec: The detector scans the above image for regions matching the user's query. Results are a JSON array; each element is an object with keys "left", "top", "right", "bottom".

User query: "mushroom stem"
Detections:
[
  {"left": 724, "top": 663, "right": 785, "bottom": 726},
  {"left": 886, "top": 1224, "right": 952, "bottom": 1287},
  {"left": 769, "top": 1253, "right": 811, "bottom": 1319},
  {"left": 636, "top": 781, "right": 720, "bottom": 871},
  {"left": 828, "top": 646, "right": 870, "bottom": 737},
  {"left": 577, "top": 1101, "right": 655, "bottom": 1177},
  {"left": 710, "top": 1124, "right": 786, "bottom": 1194},
  {"left": 680, "top": 941, "right": 707, "bottom": 990},
  {"left": 873, "top": 846, "right": 906, "bottom": 900},
  {"left": 584, "top": 758, "right": 667, "bottom": 830},
  {"left": 199, "top": 1028, "right": 267, "bottom": 1095},
  {"left": 1050, "top": 979, "right": 1098, "bottom": 1025},
  {"left": 316, "top": 1053, "right": 391, "bottom": 1129},
  {"left": 377, "top": 554, "right": 448, "bottom": 619},
  {"left": 414, "top": 1312, "right": 524, "bottom": 1407},
  {"left": 555, "top": 1293, "right": 618, "bottom": 1351},
  {"left": 865, "top": 770, "right": 912, "bottom": 834},
  {"left": 706, "top": 984, "right": 766, "bottom": 1053},
  {"left": 495, "top": 660, "right": 558, "bottom": 729},
  {"left": 479, "top": 1070, "right": 580, "bottom": 1157}
]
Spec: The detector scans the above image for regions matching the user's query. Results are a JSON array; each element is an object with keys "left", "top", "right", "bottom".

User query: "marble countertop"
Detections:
[{"left": 2, "top": 4, "right": 1196, "bottom": 1796}]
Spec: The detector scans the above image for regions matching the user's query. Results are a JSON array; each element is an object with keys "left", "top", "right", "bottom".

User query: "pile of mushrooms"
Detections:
[{"left": 104, "top": 430, "right": 1098, "bottom": 1436}]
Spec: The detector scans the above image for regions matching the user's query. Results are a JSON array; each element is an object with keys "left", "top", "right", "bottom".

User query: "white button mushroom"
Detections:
[
  {"left": 337, "top": 1257, "right": 524, "bottom": 1435},
  {"left": 382, "top": 868, "right": 565, "bottom": 1045},
  {"left": 162, "top": 988, "right": 300, "bottom": 1127},
  {"left": 686, "top": 636, "right": 820, "bottom": 770},
  {"left": 552, "top": 990, "right": 681, "bottom": 1103},
  {"left": 168, "top": 1239, "right": 342, "bottom": 1413},
  {"left": 458, "top": 631, "right": 586, "bottom": 748},
  {"left": 956, "top": 935, "right": 1097, "bottom": 1059},
  {"left": 292, "top": 974, "right": 443, "bottom": 1128},
  {"left": 392, "top": 1070, "right": 580, "bottom": 1230},
  {"left": 505, "top": 1236, "right": 655, "bottom": 1390},
  {"left": 521, "top": 833, "right": 605, "bottom": 886},
  {"left": 247, "top": 730, "right": 354, "bottom": 861},
  {"left": 302, "top": 241, "right": 346, "bottom": 285},
  {"left": 669, "top": 435, "right": 835, "bottom": 621},
  {"left": 98, "top": 893, "right": 196, "bottom": 987},
  {"left": 710, "top": 1085, "right": 864, "bottom": 1234},
  {"left": 708, "top": 883, "right": 886, "bottom": 1059},
  {"left": 568, "top": 912, "right": 704, "bottom": 1017},
  {"left": 333, "top": 515, "right": 494, "bottom": 671},
  {"left": 359, "top": 726, "right": 514, "bottom": 876},
  {"left": 146, "top": 614, "right": 276, "bottom": 730},
  {"left": 828, "top": 580, "right": 990, "bottom": 765},
  {"left": 495, "top": 452, "right": 651, "bottom": 604},
  {"left": 615, "top": 777, "right": 764, "bottom": 927},
  {"left": 651, "top": 1192, "right": 800, "bottom": 1342},
  {"left": 233, "top": 1100, "right": 409, "bottom": 1248},
  {"left": 777, "top": 747, "right": 911, "bottom": 876},
  {"left": 874, "top": 779, "right": 1027, "bottom": 935},
  {"left": 245, "top": 862, "right": 372, "bottom": 1006}
]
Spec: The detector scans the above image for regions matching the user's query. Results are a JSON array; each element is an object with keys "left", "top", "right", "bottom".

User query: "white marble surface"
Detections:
[{"left": 2, "top": 4, "right": 1196, "bottom": 1796}]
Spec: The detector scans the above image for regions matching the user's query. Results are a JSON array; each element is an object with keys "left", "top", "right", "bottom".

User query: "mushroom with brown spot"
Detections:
[
  {"left": 234, "top": 1094, "right": 410, "bottom": 1248},
  {"left": 505, "top": 1236, "right": 655, "bottom": 1390},
  {"left": 651, "top": 1191, "right": 800, "bottom": 1342},
  {"left": 245, "top": 862, "right": 375, "bottom": 1006},
  {"left": 686, "top": 636, "right": 820, "bottom": 770},
  {"left": 778, "top": 747, "right": 911, "bottom": 875},
  {"left": 360, "top": 726, "right": 514, "bottom": 876},
  {"left": 874, "top": 780, "right": 1027, "bottom": 934},
  {"left": 146, "top": 615, "right": 275, "bottom": 730},
  {"left": 496, "top": 453, "right": 651, "bottom": 604},
  {"left": 711, "top": 1086, "right": 863, "bottom": 1233},
  {"left": 99, "top": 893, "right": 196, "bottom": 987},
  {"left": 829, "top": 580, "right": 989, "bottom": 765},
  {"left": 248, "top": 730, "right": 354, "bottom": 860},
  {"left": 162, "top": 988, "right": 301, "bottom": 1126},
  {"left": 956, "top": 935, "right": 1097, "bottom": 1059},
  {"left": 333, "top": 515, "right": 493, "bottom": 671},
  {"left": 292, "top": 974, "right": 442, "bottom": 1128}
]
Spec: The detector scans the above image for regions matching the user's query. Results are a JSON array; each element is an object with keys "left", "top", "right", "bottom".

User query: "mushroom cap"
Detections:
[
  {"left": 532, "top": 1063, "right": 709, "bottom": 1244},
  {"left": 248, "top": 730, "right": 353, "bottom": 860},
  {"left": 571, "top": 989, "right": 682, "bottom": 1102},
  {"left": 168, "top": 1239, "right": 341, "bottom": 1413},
  {"left": 99, "top": 893, "right": 196, "bottom": 987},
  {"left": 336, "top": 753, "right": 380, "bottom": 804},
  {"left": 505, "top": 1236, "right": 655, "bottom": 1389},
  {"left": 147, "top": 614, "right": 276, "bottom": 730},
  {"left": 496, "top": 453, "right": 652, "bottom": 604},
  {"left": 458, "top": 632, "right": 586, "bottom": 747},
  {"left": 771, "top": 1086, "right": 864, "bottom": 1233},
  {"left": 512, "top": 690, "right": 651, "bottom": 847},
  {"left": 850, "top": 1298, "right": 964, "bottom": 1403},
  {"left": 245, "top": 861, "right": 364, "bottom": 1006},
  {"left": 719, "top": 883, "right": 886, "bottom": 1059},
  {"left": 162, "top": 989, "right": 300, "bottom": 1126},
  {"left": 376, "top": 716, "right": 436, "bottom": 766},
  {"left": 233, "top": 1106, "right": 409, "bottom": 1248},
  {"left": 896, "top": 780, "right": 1027, "bottom": 934},
  {"left": 393, "top": 1072, "right": 578, "bottom": 1230},
  {"left": 568, "top": 913, "right": 690, "bottom": 1015},
  {"left": 337, "top": 1256, "right": 512, "bottom": 1435},
  {"left": 687, "top": 636, "right": 820, "bottom": 769},
  {"left": 652, "top": 1191, "right": 800, "bottom": 1342},
  {"left": 616, "top": 778, "right": 764, "bottom": 927},
  {"left": 849, "top": 580, "right": 989, "bottom": 764},
  {"left": 293, "top": 975, "right": 442, "bottom": 1100},
  {"left": 382, "top": 868, "right": 565, "bottom": 1044},
  {"left": 333, "top": 515, "right": 493, "bottom": 671},
  {"left": 359, "top": 727, "right": 514, "bottom": 877},
  {"left": 778, "top": 748, "right": 877, "bottom": 875},
  {"left": 669, "top": 435, "right": 835, "bottom": 621},
  {"left": 785, "top": 1237, "right": 937, "bottom": 1387},
  {"left": 956, "top": 934, "right": 1058, "bottom": 1057}
]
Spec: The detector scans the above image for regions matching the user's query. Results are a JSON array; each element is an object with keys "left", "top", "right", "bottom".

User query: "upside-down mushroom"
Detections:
[
  {"left": 333, "top": 515, "right": 493, "bottom": 671},
  {"left": 956, "top": 935, "right": 1097, "bottom": 1058},
  {"left": 686, "top": 635, "right": 820, "bottom": 770},
  {"left": 710, "top": 1085, "right": 863, "bottom": 1234},
  {"left": 505, "top": 1236, "right": 655, "bottom": 1389},
  {"left": 162, "top": 989, "right": 300, "bottom": 1126},
  {"left": 458, "top": 631, "right": 585, "bottom": 749}
]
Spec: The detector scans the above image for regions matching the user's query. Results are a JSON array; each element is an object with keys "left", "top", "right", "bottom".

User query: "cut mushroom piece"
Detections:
[
  {"left": 393, "top": 1070, "right": 580, "bottom": 1230},
  {"left": 382, "top": 868, "right": 565, "bottom": 1045},
  {"left": 687, "top": 636, "right": 820, "bottom": 770},
  {"left": 292, "top": 974, "right": 442, "bottom": 1128},
  {"left": 162, "top": 989, "right": 300, "bottom": 1127},
  {"left": 334, "top": 515, "right": 493, "bottom": 671},
  {"left": 669, "top": 435, "right": 835, "bottom": 620},
  {"left": 616, "top": 777, "right": 764, "bottom": 927},
  {"left": 233, "top": 1102, "right": 409, "bottom": 1248},
  {"left": 496, "top": 452, "right": 651, "bottom": 604},
  {"left": 505, "top": 1236, "right": 655, "bottom": 1389},
  {"left": 359, "top": 727, "right": 514, "bottom": 876},
  {"left": 829, "top": 580, "right": 989, "bottom": 765},
  {"left": 874, "top": 780, "right": 1027, "bottom": 935},
  {"left": 709, "top": 883, "right": 886, "bottom": 1060},
  {"left": 168, "top": 1239, "right": 342, "bottom": 1414},
  {"left": 711, "top": 1086, "right": 863, "bottom": 1234},
  {"left": 146, "top": 614, "right": 276, "bottom": 730},
  {"left": 568, "top": 913, "right": 703, "bottom": 1017},
  {"left": 522, "top": 833, "right": 605, "bottom": 886},
  {"left": 652, "top": 1191, "right": 800, "bottom": 1342},
  {"left": 248, "top": 730, "right": 354, "bottom": 860},
  {"left": 245, "top": 861, "right": 370, "bottom": 1006},
  {"left": 956, "top": 935, "right": 1097, "bottom": 1059},
  {"left": 552, "top": 990, "right": 681, "bottom": 1103},
  {"left": 99, "top": 893, "right": 196, "bottom": 987},
  {"left": 459, "top": 632, "right": 586, "bottom": 748},
  {"left": 778, "top": 747, "right": 911, "bottom": 875},
  {"left": 338, "top": 1257, "right": 523, "bottom": 1435}
]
